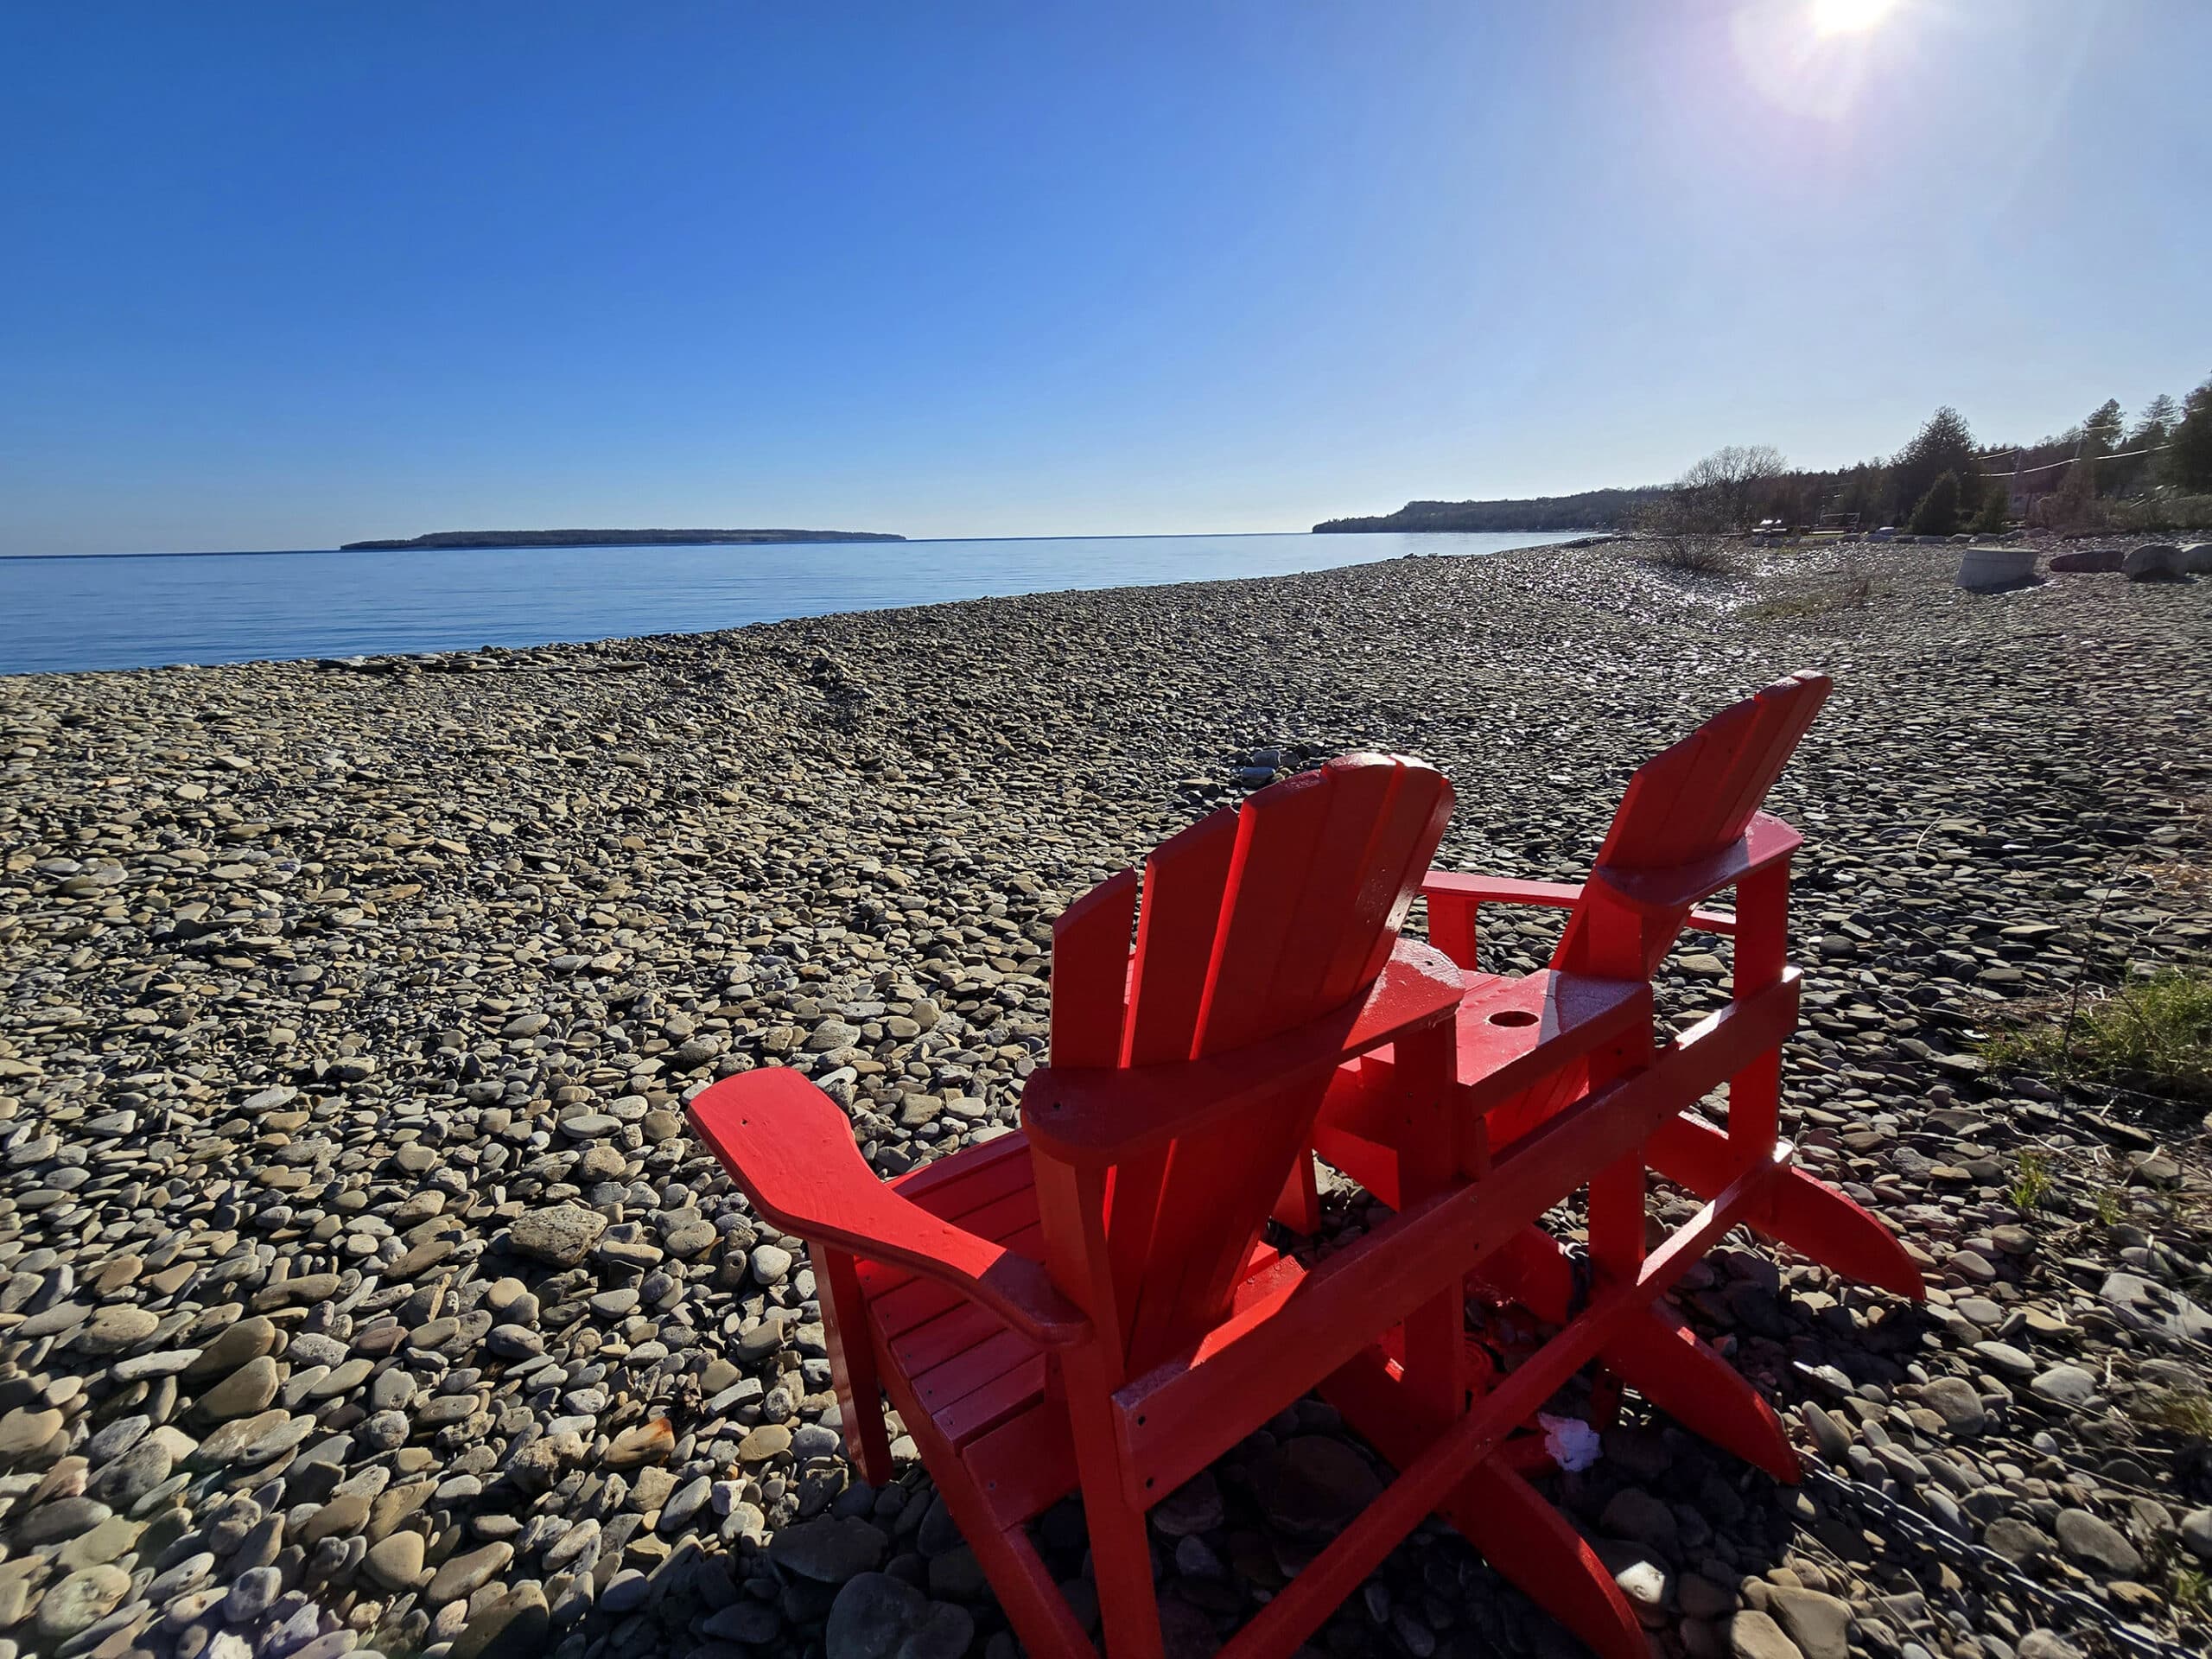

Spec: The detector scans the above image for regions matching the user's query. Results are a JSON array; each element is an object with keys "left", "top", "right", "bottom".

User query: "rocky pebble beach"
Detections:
[{"left": 0, "top": 538, "right": 2208, "bottom": 1659}]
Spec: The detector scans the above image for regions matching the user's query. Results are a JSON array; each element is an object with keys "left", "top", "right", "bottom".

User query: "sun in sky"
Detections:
[
  {"left": 1733, "top": 0, "right": 1910, "bottom": 119},
  {"left": 1811, "top": 0, "right": 1900, "bottom": 35}
]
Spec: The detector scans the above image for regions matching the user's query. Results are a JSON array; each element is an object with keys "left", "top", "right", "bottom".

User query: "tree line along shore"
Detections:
[{"left": 1320, "top": 376, "right": 2212, "bottom": 540}]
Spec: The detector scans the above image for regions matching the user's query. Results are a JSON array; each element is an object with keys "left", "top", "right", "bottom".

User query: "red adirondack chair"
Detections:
[
  {"left": 692, "top": 755, "right": 1516, "bottom": 1659},
  {"left": 1301, "top": 671, "right": 1926, "bottom": 1659}
]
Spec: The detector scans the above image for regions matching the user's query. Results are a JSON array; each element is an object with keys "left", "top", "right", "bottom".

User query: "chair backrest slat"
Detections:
[
  {"left": 1047, "top": 868, "right": 1137, "bottom": 1066},
  {"left": 1193, "top": 768, "right": 1338, "bottom": 1057},
  {"left": 1125, "top": 811, "right": 1241, "bottom": 1065},
  {"left": 1040, "top": 754, "right": 1453, "bottom": 1371},
  {"left": 1554, "top": 671, "right": 1829, "bottom": 978}
]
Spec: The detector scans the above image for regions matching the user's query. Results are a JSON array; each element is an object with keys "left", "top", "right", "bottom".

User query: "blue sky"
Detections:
[{"left": 2, "top": 1, "right": 2205, "bottom": 554}]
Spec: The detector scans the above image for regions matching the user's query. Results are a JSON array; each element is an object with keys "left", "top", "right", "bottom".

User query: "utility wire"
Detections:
[{"left": 1978, "top": 442, "right": 2174, "bottom": 479}]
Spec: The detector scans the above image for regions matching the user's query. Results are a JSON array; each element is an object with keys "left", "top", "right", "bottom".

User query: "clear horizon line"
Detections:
[{"left": 0, "top": 525, "right": 1606, "bottom": 563}]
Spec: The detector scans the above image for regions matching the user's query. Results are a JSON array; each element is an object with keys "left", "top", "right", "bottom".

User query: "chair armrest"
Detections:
[
  {"left": 1419, "top": 874, "right": 1586, "bottom": 968},
  {"left": 1022, "top": 938, "right": 1464, "bottom": 1168},
  {"left": 688, "top": 1071, "right": 1090, "bottom": 1349},
  {"left": 1421, "top": 873, "right": 1586, "bottom": 909},
  {"left": 1590, "top": 811, "right": 1801, "bottom": 918},
  {"left": 1422, "top": 872, "right": 1737, "bottom": 937}
]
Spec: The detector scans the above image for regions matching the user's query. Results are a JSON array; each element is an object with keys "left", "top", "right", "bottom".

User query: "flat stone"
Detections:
[
  {"left": 508, "top": 1205, "right": 607, "bottom": 1267},
  {"left": 16, "top": 1495, "right": 111, "bottom": 1545},
  {"left": 427, "top": 1540, "right": 513, "bottom": 1605},
  {"left": 1726, "top": 1609, "right": 1804, "bottom": 1659},
  {"left": 605, "top": 1418, "right": 674, "bottom": 1468},
  {"left": 57, "top": 1513, "right": 143, "bottom": 1571},
  {"left": 768, "top": 1515, "right": 890, "bottom": 1583},
  {"left": 1970, "top": 1340, "right": 2036, "bottom": 1380},
  {"left": 182, "top": 1316, "right": 280, "bottom": 1380},
  {"left": 2054, "top": 1507, "right": 2142, "bottom": 1578},
  {"left": 73, "top": 1304, "right": 160, "bottom": 1357},
  {"left": 0, "top": 1406, "right": 63, "bottom": 1460},
  {"left": 226, "top": 1564, "right": 283, "bottom": 1624},
  {"left": 35, "top": 1564, "right": 132, "bottom": 1639},
  {"left": 198, "top": 1354, "right": 283, "bottom": 1420},
  {"left": 2029, "top": 1364, "right": 2097, "bottom": 1407},
  {"left": 301, "top": 1491, "right": 372, "bottom": 1544},
  {"left": 1767, "top": 1586, "right": 1851, "bottom": 1659},
  {"left": 449, "top": 1581, "right": 551, "bottom": 1659},
  {"left": 738, "top": 1423, "right": 792, "bottom": 1463}
]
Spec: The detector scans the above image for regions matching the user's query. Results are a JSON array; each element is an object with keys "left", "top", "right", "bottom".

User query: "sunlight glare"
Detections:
[{"left": 1812, "top": 0, "right": 1897, "bottom": 35}]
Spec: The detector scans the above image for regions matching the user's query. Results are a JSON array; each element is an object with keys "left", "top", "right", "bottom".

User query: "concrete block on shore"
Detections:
[{"left": 1957, "top": 544, "right": 2038, "bottom": 591}]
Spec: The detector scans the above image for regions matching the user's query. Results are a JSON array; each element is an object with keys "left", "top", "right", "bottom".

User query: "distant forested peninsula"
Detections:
[
  {"left": 1313, "top": 489, "right": 1662, "bottom": 534},
  {"left": 339, "top": 528, "right": 906, "bottom": 550}
]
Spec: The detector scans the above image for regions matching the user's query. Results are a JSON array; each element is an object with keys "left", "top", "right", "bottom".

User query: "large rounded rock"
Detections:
[
  {"left": 2122, "top": 542, "right": 2182, "bottom": 581},
  {"left": 825, "top": 1572, "right": 976, "bottom": 1659},
  {"left": 2049, "top": 547, "right": 2124, "bottom": 573},
  {"left": 365, "top": 1529, "right": 428, "bottom": 1590},
  {"left": 1917, "top": 1376, "right": 1986, "bottom": 1437}
]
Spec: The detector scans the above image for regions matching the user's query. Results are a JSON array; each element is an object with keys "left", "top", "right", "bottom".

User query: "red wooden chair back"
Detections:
[
  {"left": 1041, "top": 754, "right": 1453, "bottom": 1373},
  {"left": 1552, "top": 671, "right": 1830, "bottom": 980}
]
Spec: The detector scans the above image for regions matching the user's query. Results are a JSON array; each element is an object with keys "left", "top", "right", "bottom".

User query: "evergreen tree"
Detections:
[
  {"left": 1890, "top": 407, "right": 1979, "bottom": 523},
  {"left": 1972, "top": 486, "right": 2008, "bottom": 534},
  {"left": 1908, "top": 471, "right": 1963, "bottom": 536},
  {"left": 2079, "top": 397, "right": 2124, "bottom": 460},
  {"left": 2129, "top": 393, "right": 2178, "bottom": 450},
  {"left": 2171, "top": 377, "right": 2212, "bottom": 492},
  {"left": 2110, "top": 393, "right": 2178, "bottom": 494}
]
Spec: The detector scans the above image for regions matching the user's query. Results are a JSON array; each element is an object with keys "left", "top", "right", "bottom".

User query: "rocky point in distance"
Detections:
[{"left": 336, "top": 528, "right": 906, "bottom": 550}]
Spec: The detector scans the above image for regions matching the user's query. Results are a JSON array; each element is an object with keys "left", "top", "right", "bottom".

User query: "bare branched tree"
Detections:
[
  {"left": 1628, "top": 444, "right": 1789, "bottom": 573},
  {"left": 1675, "top": 444, "right": 1790, "bottom": 531}
]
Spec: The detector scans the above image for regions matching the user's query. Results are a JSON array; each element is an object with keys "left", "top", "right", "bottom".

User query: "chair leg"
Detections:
[
  {"left": 1438, "top": 1461, "right": 1649, "bottom": 1659},
  {"left": 878, "top": 1365, "right": 1097, "bottom": 1659},
  {"left": 966, "top": 1520, "right": 1102, "bottom": 1659},
  {"left": 1059, "top": 1339, "right": 1166, "bottom": 1659},
  {"left": 1601, "top": 1305, "right": 1800, "bottom": 1483},
  {"left": 816, "top": 1249, "right": 894, "bottom": 1486},
  {"left": 1080, "top": 1474, "right": 1165, "bottom": 1659},
  {"left": 1644, "top": 1116, "right": 1924, "bottom": 1300}
]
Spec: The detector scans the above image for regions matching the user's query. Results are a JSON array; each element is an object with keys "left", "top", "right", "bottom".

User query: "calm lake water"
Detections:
[{"left": 0, "top": 531, "right": 1587, "bottom": 676}]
